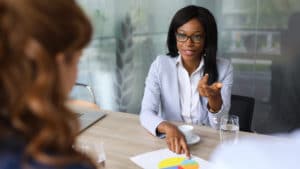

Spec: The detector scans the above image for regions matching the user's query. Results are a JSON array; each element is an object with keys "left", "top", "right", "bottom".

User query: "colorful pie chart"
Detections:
[{"left": 158, "top": 157, "right": 199, "bottom": 169}]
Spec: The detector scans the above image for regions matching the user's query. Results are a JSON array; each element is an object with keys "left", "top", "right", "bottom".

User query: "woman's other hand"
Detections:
[
  {"left": 198, "top": 74, "right": 223, "bottom": 112},
  {"left": 157, "top": 122, "right": 191, "bottom": 158}
]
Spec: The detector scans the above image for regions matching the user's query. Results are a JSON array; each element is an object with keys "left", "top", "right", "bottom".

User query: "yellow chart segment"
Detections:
[{"left": 158, "top": 157, "right": 199, "bottom": 169}]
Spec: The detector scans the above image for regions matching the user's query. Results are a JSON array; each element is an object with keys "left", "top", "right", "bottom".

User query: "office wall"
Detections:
[{"left": 73, "top": 0, "right": 300, "bottom": 133}]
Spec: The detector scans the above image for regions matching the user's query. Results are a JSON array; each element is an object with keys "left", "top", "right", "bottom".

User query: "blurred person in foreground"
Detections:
[
  {"left": 0, "top": 0, "right": 97, "bottom": 168},
  {"left": 140, "top": 5, "right": 233, "bottom": 158},
  {"left": 210, "top": 130, "right": 300, "bottom": 169}
]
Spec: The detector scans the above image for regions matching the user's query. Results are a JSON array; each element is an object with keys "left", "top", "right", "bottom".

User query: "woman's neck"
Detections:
[{"left": 182, "top": 58, "right": 201, "bottom": 76}]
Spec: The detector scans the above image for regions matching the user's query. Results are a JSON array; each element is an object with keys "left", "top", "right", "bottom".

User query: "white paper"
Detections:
[{"left": 130, "top": 148, "right": 213, "bottom": 169}]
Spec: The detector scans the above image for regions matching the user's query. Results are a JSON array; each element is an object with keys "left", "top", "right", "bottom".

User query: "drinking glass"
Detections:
[{"left": 219, "top": 114, "right": 239, "bottom": 144}]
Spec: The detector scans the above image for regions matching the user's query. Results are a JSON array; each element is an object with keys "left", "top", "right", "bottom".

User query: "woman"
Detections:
[
  {"left": 140, "top": 5, "right": 233, "bottom": 157},
  {"left": 0, "top": 0, "right": 96, "bottom": 168}
]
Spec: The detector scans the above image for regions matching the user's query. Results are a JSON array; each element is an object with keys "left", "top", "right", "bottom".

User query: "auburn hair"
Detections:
[{"left": 0, "top": 0, "right": 95, "bottom": 168}]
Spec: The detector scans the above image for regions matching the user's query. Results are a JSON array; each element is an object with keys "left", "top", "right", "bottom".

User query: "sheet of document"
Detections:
[{"left": 130, "top": 148, "right": 213, "bottom": 169}]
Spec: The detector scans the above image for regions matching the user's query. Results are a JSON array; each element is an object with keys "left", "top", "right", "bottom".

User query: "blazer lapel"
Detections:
[{"left": 170, "top": 57, "right": 183, "bottom": 121}]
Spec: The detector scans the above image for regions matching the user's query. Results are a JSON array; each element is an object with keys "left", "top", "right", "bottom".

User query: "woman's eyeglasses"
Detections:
[{"left": 175, "top": 32, "right": 204, "bottom": 43}]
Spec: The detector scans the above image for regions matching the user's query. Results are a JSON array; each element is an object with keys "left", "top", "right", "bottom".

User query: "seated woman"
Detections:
[
  {"left": 140, "top": 5, "right": 233, "bottom": 157},
  {"left": 0, "top": 0, "right": 97, "bottom": 168}
]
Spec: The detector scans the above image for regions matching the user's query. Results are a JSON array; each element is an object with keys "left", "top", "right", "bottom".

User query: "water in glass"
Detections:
[{"left": 219, "top": 115, "right": 239, "bottom": 144}]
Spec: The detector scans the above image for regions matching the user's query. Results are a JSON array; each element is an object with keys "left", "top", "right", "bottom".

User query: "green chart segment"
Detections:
[{"left": 158, "top": 157, "right": 199, "bottom": 169}]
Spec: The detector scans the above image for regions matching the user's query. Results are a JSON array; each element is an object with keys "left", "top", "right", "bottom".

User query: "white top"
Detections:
[
  {"left": 210, "top": 130, "right": 300, "bottom": 169},
  {"left": 176, "top": 55, "right": 204, "bottom": 124},
  {"left": 140, "top": 55, "right": 233, "bottom": 135}
]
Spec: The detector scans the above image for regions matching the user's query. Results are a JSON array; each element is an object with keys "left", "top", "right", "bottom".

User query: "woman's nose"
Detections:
[{"left": 184, "top": 38, "right": 194, "bottom": 46}]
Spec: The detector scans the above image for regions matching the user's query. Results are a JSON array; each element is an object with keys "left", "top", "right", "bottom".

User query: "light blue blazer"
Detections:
[{"left": 140, "top": 55, "right": 233, "bottom": 136}]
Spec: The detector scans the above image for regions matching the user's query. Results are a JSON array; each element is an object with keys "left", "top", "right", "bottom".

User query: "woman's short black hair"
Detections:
[{"left": 166, "top": 5, "right": 218, "bottom": 84}]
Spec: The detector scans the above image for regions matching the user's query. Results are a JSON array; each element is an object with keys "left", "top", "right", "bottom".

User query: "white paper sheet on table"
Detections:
[{"left": 130, "top": 148, "right": 213, "bottom": 169}]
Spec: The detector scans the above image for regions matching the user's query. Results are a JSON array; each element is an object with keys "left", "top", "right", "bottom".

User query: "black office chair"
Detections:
[{"left": 229, "top": 95, "right": 255, "bottom": 132}]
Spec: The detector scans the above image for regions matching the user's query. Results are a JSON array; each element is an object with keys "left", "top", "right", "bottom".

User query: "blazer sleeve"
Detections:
[
  {"left": 207, "top": 59, "right": 233, "bottom": 128},
  {"left": 139, "top": 57, "right": 165, "bottom": 136}
]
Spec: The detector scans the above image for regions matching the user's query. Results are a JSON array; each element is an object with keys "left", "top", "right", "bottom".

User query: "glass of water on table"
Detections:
[{"left": 219, "top": 114, "right": 239, "bottom": 144}]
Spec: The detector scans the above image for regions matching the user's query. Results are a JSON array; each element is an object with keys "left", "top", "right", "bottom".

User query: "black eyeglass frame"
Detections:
[{"left": 175, "top": 32, "right": 205, "bottom": 43}]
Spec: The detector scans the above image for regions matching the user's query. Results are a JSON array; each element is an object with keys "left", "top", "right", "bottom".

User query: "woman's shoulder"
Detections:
[
  {"left": 216, "top": 57, "right": 233, "bottom": 78},
  {"left": 0, "top": 151, "right": 94, "bottom": 169},
  {"left": 0, "top": 150, "right": 22, "bottom": 169},
  {"left": 32, "top": 160, "right": 95, "bottom": 169},
  {"left": 0, "top": 138, "right": 24, "bottom": 169},
  {"left": 216, "top": 57, "right": 231, "bottom": 65},
  {"left": 0, "top": 142, "right": 95, "bottom": 169},
  {"left": 64, "top": 163, "right": 95, "bottom": 169}
]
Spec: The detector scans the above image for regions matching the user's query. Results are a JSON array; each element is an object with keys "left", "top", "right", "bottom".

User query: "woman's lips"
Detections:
[{"left": 182, "top": 50, "right": 196, "bottom": 56}]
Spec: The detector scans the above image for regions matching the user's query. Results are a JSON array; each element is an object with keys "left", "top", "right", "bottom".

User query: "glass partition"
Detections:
[{"left": 75, "top": 0, "right": 300, "bottom": 133}]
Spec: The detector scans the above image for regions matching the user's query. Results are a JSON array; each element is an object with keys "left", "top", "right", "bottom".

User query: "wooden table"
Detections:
[{"left": 76, "top": 108, "right": 275, "bottom": 169}]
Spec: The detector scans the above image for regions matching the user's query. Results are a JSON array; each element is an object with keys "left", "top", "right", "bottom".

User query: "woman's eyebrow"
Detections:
[{"left": 177, "top": 29, "right": 202, "bottom": 34}]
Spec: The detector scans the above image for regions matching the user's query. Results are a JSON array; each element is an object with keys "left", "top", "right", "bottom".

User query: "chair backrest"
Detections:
[
  {"left": 229, "top": 95, "right": 255, "bottom": 132},
  {"left": 71, "top": 82, "right": 97, "bottom": 104}
]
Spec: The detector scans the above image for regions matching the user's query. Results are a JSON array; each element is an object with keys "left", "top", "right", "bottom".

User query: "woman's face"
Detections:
[
  {"left": 176, "top": 18, "right": 205, "bottom": 63},
  {"left": 57, "top": 51, "right": 82, "bottom": 96}
]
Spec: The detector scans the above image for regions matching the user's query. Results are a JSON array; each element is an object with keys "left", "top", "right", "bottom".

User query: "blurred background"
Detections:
[{"left": 72, "top": 0, "right": 300, "bottom": 134}]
